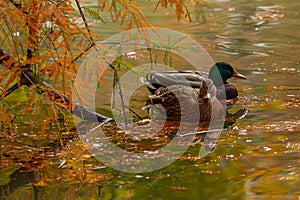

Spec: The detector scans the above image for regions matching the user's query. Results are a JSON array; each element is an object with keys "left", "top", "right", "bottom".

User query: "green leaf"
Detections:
[
  {"left": 82, "top": 7, "right": 107, "bottom": 23},
  {"left": 112, "top": 57, "right": 140, "bottom": 74}
]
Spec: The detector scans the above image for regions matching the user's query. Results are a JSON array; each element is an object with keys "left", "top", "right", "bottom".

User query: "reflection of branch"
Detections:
[
  {"left": 179, "top": 128, "right": 226, "bottom": 137},
  {"left": 0, "top": 167, "right": 36, "bottom": 197}
]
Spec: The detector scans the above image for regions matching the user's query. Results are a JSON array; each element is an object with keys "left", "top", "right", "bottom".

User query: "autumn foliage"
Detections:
[{"left": 0, "top": 0, "right": 203, "bottom": 124}]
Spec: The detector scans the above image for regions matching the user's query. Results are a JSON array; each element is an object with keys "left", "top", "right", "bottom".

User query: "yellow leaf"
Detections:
[{"left": 33, "top": 180, "right": 47, "bottom": 187}]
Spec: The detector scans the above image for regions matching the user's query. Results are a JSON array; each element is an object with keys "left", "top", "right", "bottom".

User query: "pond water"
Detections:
[{"left": 1, "top": 0, "right": 300, "bottom": 199}]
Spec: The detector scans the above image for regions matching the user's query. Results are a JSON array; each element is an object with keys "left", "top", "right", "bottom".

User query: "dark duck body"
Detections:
[{"left": 146, "top": 62, "right": 247, "bottom": 121}]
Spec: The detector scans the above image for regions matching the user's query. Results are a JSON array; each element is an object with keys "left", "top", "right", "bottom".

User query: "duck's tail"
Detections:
[{"left": 146, "top": 95, "right": 163, "bottom": 105}]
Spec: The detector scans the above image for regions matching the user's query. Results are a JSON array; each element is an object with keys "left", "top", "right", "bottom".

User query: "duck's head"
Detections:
[{"left": 208, "top": 62, "right": 247, "bottom": 87}]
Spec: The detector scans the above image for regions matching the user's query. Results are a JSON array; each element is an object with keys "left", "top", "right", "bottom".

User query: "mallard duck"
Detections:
[
  {"left": 146, "top": 62, "right": 247, "bottom": 106},
  {"left": 146, "top": 62, "right": 247, "bottom": 122},
  {"left": 147, "top": 80, "right": 224, "bottom": 122}
]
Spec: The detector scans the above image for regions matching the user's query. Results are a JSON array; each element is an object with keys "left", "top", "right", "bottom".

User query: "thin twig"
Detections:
[
  {"left": 71, "top": 43, "right": 95, "bottom": 64},
  {"left": 113, "top": 67, "right": 129, "bottom": 126},
  {"left": 74, "top": 0, "right": 95, "bottom": 44},
  {"left": 179, "top": 128, "right": 226, "bottom": 137},
  {"left": 126, "top": 106, "right": 143, "bottom": 121}
]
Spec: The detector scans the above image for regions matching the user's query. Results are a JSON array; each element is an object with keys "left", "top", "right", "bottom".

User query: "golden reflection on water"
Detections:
[
  {"left": 91, "top": 0, "right": 300, "bottom": 198},
  {"left": 1, "top": 0, "right": 300, "bottom": 199}
]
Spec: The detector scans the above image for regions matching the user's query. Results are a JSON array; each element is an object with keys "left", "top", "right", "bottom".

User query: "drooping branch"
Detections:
[{"left": 0, "top": 48, "right": 111, "bottom": 123}]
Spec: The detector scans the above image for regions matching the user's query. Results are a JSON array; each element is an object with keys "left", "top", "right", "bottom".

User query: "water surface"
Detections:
[{"left": 1, "top": 0, "right": 299, "bottom": 199}]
